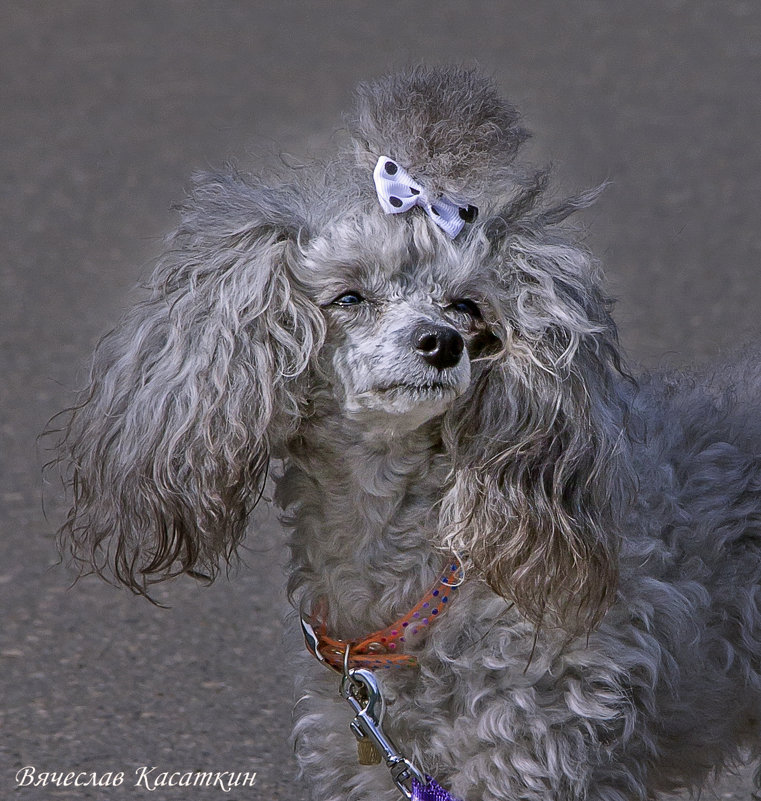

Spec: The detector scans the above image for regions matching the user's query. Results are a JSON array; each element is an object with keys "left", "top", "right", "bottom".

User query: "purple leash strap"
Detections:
[{"left": 412, "top": 776, "right": 463, "bottom": 801}]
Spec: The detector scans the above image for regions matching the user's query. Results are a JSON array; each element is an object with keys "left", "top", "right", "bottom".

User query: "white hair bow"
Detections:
[{"left": 372, "top": 157, "right": 477, "bottom": 239}]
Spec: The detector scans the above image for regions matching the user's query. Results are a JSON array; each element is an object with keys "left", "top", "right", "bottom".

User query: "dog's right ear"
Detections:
[{"left": 53, "top": 170, "right": 323, "bottom": 596}]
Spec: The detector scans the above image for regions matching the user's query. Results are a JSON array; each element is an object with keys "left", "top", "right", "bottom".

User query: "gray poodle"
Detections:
[{"left": 56, "top": 66, "right": 761, "bottom": 800}]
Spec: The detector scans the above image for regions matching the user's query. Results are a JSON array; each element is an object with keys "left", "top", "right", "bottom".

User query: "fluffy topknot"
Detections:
[{"left": 349, "top": 65, "right": 530, "bottom": 207}]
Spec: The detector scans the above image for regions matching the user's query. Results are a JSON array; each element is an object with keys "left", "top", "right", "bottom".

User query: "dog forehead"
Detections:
[{"left": 300, "top": 215, "right": 480, "bottom": 298}]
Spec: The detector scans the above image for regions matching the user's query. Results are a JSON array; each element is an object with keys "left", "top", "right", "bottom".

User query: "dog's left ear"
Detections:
[
  {"left": 54, "top": 170, "right": 324, "bottom": 596},
  {"left": 442, "top": 228, "right": 633, "bottom": 633}
]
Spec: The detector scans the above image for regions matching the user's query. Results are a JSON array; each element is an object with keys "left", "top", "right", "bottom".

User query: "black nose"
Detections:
[{"left": 412, "top": 324, "right": 464, "bottom": 370}]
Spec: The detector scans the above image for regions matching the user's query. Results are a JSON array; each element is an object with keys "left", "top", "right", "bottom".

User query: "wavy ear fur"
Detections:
[
  {"left": 443, "top": 221, "right": 633, "bottom": 632},
  {"left": 55, "top": 171, "right": 323, "bottom": 595}
]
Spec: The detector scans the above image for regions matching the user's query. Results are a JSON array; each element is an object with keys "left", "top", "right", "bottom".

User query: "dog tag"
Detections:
[{"left": 357, "top": 737, "right": 382, "bottom": 765}]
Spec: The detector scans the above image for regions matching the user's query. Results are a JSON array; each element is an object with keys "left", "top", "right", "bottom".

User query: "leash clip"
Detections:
[{"left": 340, "top": 667, "right": 426, "bottom": 799}]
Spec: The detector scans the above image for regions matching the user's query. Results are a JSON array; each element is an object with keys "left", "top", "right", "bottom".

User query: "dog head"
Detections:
[{"left": 55, "top": 66, "right": 631, "bottom": 631}]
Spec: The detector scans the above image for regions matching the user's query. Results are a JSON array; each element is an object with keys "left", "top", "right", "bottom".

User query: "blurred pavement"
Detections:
[{"left": 2, "top": 3, "right": 760, "bottom": 798}]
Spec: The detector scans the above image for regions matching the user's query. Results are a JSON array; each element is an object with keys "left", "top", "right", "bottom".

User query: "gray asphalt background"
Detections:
[{"left": 2, "top": 2, "right": 761, "bottom": 799}]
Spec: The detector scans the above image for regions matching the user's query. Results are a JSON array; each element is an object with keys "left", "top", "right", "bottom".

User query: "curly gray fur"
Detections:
[{"left": 53, "top": 66, "right": 761, "bottom": 800}]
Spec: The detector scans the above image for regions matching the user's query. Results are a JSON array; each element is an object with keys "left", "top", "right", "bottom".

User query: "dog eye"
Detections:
[
  {"left": 447, "top": 298, "right": 482, "bottom": 319},
  {"left": 332, "top": 291, "right": 365, "bottom": 306}
]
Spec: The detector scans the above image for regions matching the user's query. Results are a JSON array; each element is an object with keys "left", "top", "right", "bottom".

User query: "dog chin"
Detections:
[{"left": 344, "top": 383, "right": 463, "bottom": 429}]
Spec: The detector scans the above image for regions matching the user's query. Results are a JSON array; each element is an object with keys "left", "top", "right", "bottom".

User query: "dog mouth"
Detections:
[
  {"left": 375, "top": 381, "right": 455, "bottom": 396},
  {"left": 345, "top": 379, "right": 465, "bottom": 423}
]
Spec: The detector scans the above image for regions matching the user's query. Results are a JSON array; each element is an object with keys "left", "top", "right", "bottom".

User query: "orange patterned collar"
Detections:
[{"left": 301, "top": 558, "right": 464, "bottom": 672}]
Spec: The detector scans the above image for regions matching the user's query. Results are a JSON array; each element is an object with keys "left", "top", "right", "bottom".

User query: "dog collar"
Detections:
[{"left": 301, "top": 558, "right": 464, "bottom": 671}]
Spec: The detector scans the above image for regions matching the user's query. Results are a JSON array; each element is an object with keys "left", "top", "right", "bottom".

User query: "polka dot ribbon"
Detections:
[
  {"left": 304, "top": 559, "right": 464, "bottom": 672},
  {"left": 372, "top": 156, "right": 478, "bottom": 240}
]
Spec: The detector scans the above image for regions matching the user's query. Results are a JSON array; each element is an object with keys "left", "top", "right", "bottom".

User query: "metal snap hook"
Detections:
[{"left": 340, "top": 668, "right": 426, "bottom": 798}]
